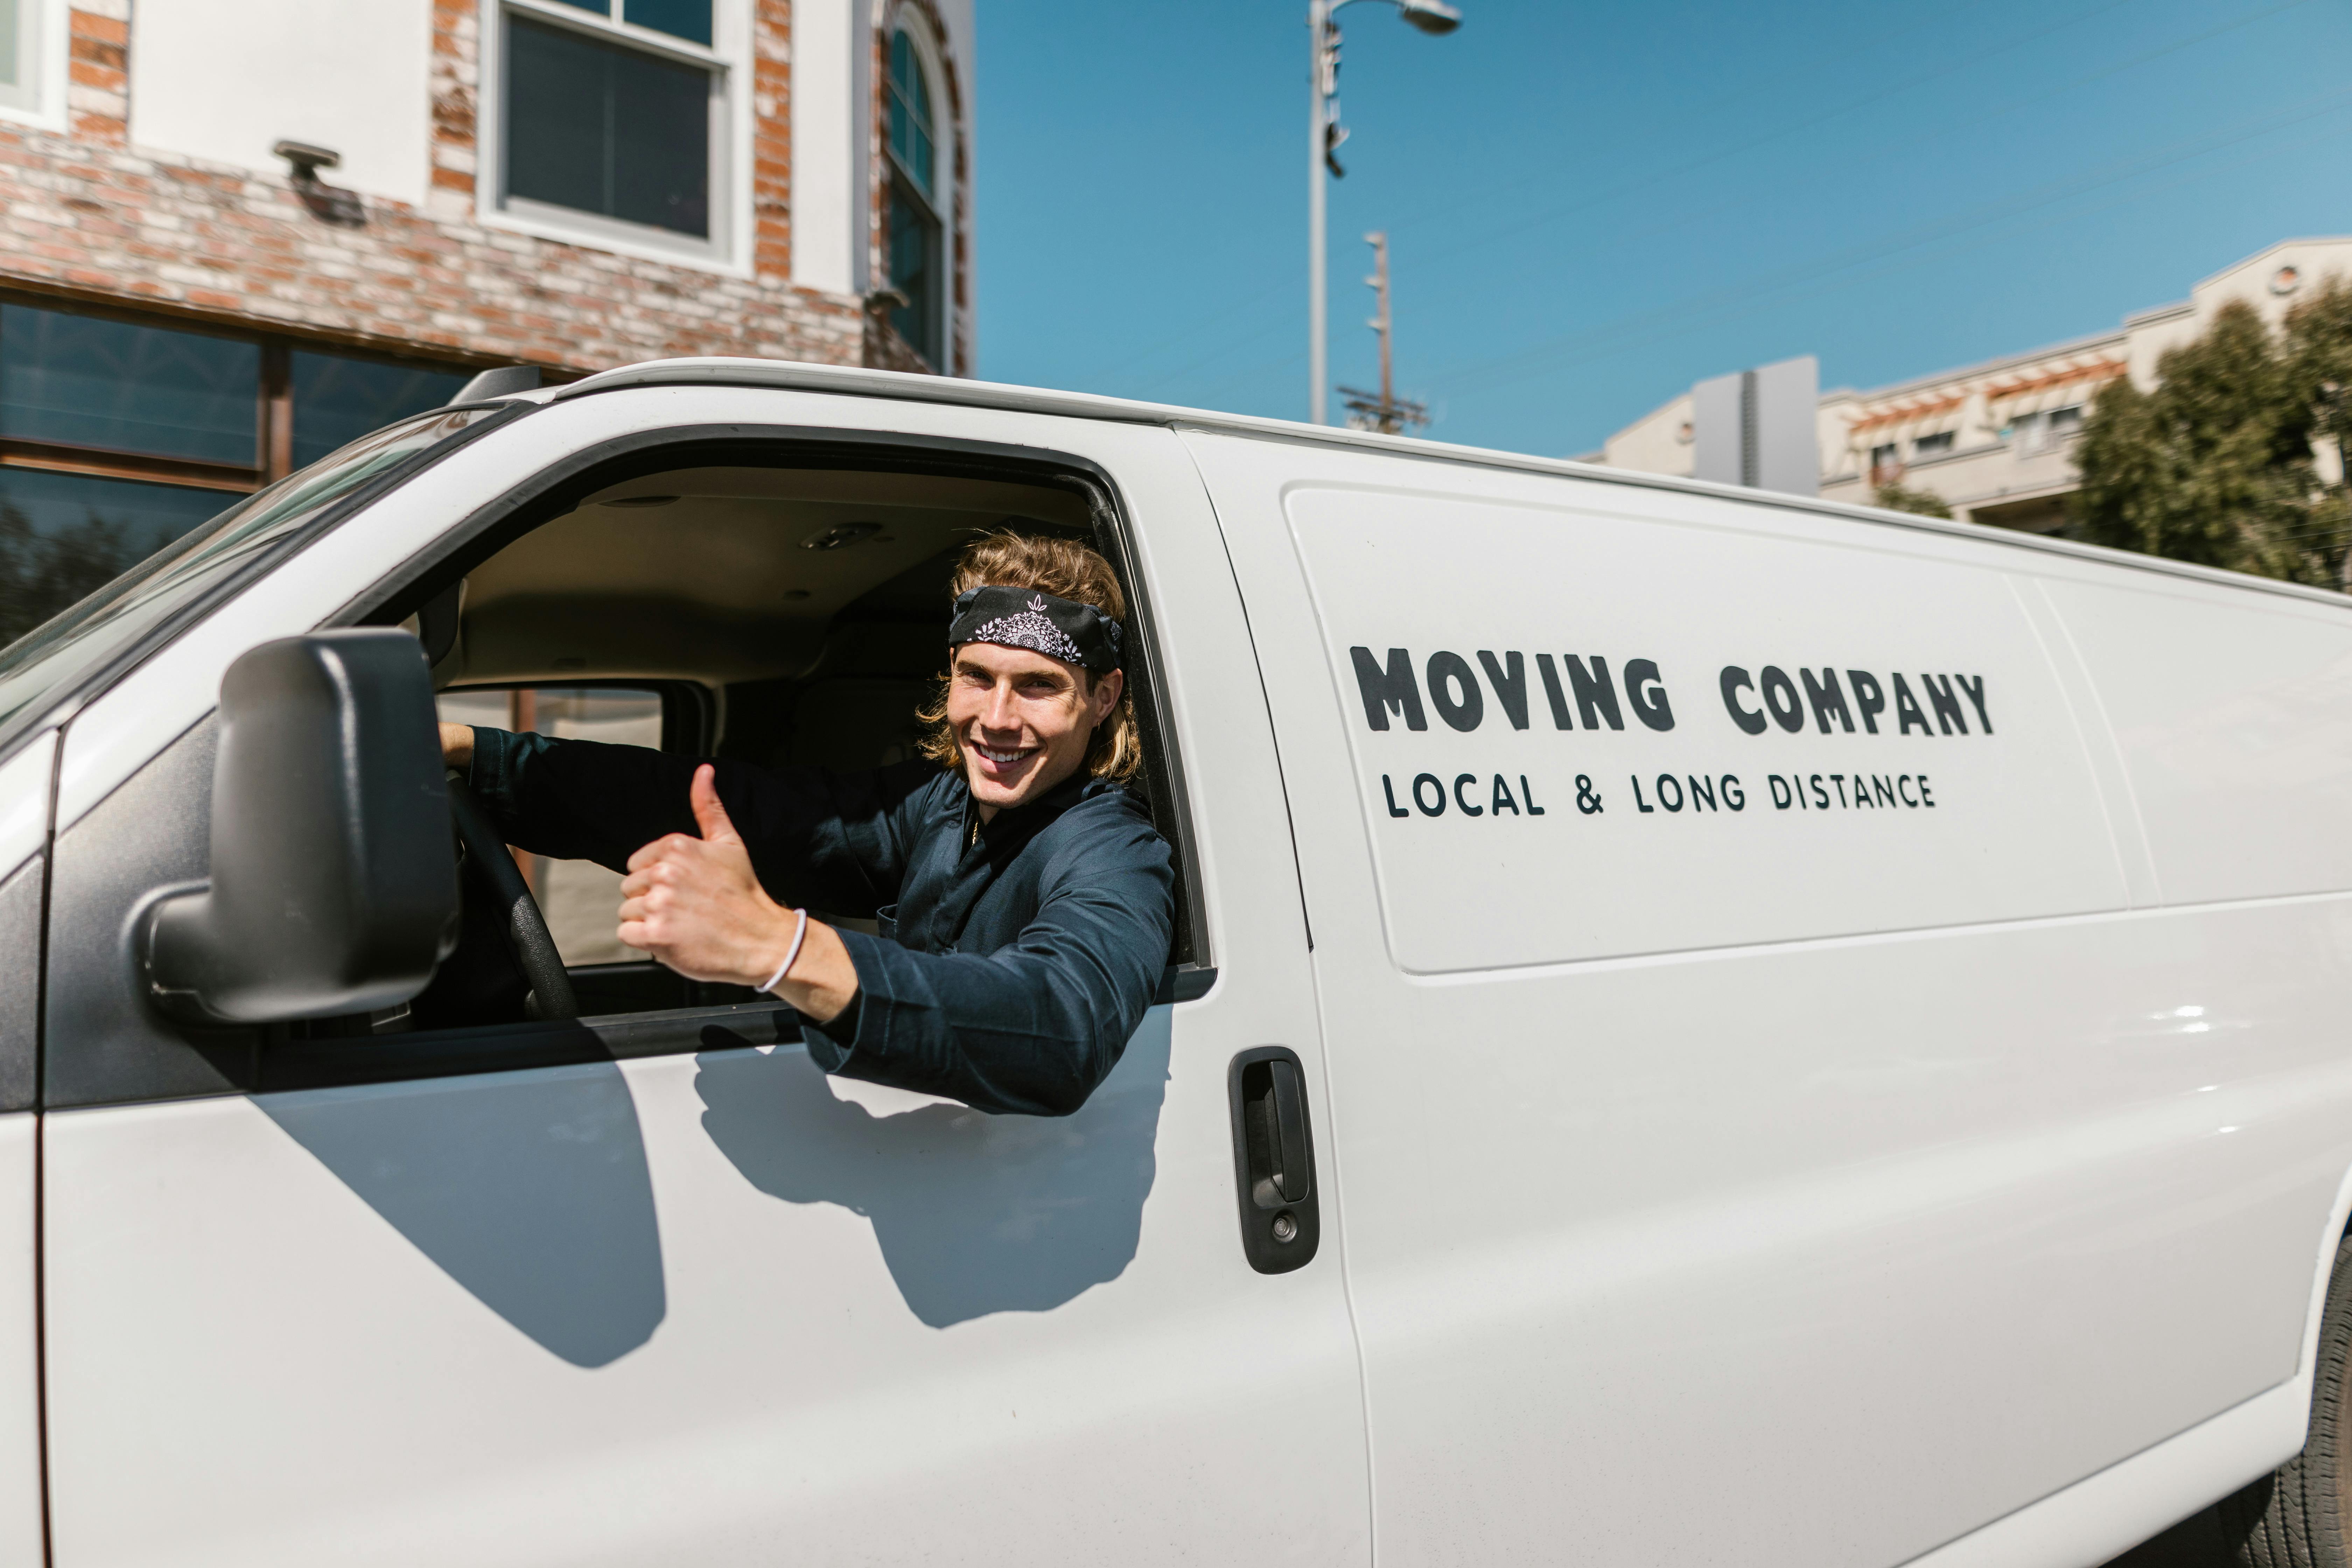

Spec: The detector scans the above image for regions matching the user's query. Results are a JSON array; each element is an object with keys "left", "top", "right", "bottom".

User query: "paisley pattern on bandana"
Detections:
[
  {"left": 963, "top": 595, "right": 1088, "bottom": 668},
  {"left": 948, "top": 584, "right": 1124, "bottom": 673}
]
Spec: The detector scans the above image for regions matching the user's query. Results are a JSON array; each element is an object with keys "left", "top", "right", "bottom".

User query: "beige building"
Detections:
[{"left": 1588, "top": 238, "right": 2352, "bottom": 530}]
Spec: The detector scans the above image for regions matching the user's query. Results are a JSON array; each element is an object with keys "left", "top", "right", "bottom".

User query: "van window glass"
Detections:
[{"left": 0, "top": 405, "right": 502, "bottom": 752}]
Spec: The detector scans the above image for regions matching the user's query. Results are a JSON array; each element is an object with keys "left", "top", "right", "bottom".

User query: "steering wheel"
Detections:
[{"left": 446, "top": 776, "right": 580, "bottom": 1021}]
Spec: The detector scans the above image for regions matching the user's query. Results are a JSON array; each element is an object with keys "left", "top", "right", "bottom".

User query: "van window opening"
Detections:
[{"left": 333, "top": 443, "right": 1202, "bottom": 1050}]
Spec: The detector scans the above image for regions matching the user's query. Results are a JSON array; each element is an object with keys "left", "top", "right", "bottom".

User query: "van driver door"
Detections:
[{"left": 37, "top": 388, "right": 1367, "bottom": 1567}]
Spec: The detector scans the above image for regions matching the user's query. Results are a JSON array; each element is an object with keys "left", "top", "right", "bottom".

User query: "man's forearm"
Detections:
[
  {"left": 707, "top": 899, "right": 860, "bottom": 1023},
  {"left": 805, "top": 908, "right": 1166, "bottom": 1117},
  {"left": 769, "top": 915, "right": 859, "bottom": 1024},
  {"left": 468, "top": 726, "right": 707, "bottom": 872}
]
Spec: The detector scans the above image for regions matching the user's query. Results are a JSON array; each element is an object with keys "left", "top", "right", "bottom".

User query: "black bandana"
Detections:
[{"left": 948, "top": 585, "right": 1124, "bottom": 674}]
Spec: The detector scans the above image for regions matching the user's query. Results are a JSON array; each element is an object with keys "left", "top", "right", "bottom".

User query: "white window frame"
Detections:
[
  {"left": 882, "top": 9, "right": 953, "bottom": 368},
  {"left": 0, "top": 0, "right": 70, "bottom": 132},
  {"left": 476, "top": 0, "right": 753, "bottom": 278},
  {"left": 2010, "top": 405, "right": 2084, "bottom": 458}
]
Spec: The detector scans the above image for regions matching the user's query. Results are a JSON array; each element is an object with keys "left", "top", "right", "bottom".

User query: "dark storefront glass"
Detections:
[
  {"left": 0, "top": 468, "right": 232, "bottom": 646},
  {"left": 290, "top": 351, "right": 470, "bottom": 468},
  {"left": 0, "top": 407, "right": 502, "bottom": 744},
  {"left": 0, "top": 298, "right": 475, "bottom": 653},
  {"left": 506, "top": 14, "right": 711, "bottom": 238},
  {"left": 0, "top": 304, "right": 259, "bottom": 464}
]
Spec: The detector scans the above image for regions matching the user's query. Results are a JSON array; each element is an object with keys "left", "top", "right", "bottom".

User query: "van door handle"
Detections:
[
  {"left": 1269, "top": 1059, "right": 1310, "bottom": 1202},
  {"left": 1228, "top": 1047, "right": 1321, "bottom": 1274}
]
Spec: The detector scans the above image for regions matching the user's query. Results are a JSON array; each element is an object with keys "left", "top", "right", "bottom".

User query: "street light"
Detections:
[
  {"left": 1308, "top": 0, "right": 1459, "bottom": 425},
  {"left": 1397, "top": 0, "right": 1463, "bottom": 33}
]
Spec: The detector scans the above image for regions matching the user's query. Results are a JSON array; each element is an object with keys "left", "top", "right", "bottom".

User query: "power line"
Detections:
[
  {"left": 1442, "top": 112, "right": 2352, "bottom": 416},
  {"left": 1078, "top": 0, "right": 2104, "bottom": 391},
  {"left": 1132, "top": 106, "right": 2348, "bottom": 427},
  {"left": 1426, "top": 0, "right": 2322, "bottom": 280},
  {"left": 1407, "top": 0, "right": 2156, "bottom": 270},
  {"left": 1421, "top": 88, "right": 2352, "bottom": 398},
  {"left": 1123, "top": 295, "right": 1302, "bottom": 400},
  {"left": 1106, "top": 0, "right": 2315, "bottom": 404}
]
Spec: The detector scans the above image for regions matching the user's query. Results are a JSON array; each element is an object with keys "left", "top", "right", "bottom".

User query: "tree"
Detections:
[
  {"left": 2290, "top": 276, "right": 2352, "bottom": 565},
  {"left": 1872, "top": 481, "right": 1953, "bottom": 519},
  {"left": 2073, "top": 290, "right": 2352, "bottom": 587},
  {"left": 0, "top": 502, "right": 157, "bottom": 649}
]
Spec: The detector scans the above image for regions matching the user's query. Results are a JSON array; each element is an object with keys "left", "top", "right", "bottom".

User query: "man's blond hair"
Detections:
[{"left": 917, "top": 532, "right": 1143, "bottom": 784}]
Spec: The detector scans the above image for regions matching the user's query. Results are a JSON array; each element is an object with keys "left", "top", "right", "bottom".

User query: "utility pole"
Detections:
[
  {"left": 1304, "top": 0, "right": 1460, "bottom": 426},
  {"left": 1307, "top": 0, "right": 1340, "bottom": 428},
  {"left": 1339, "top": 231, "right": 1428, "bottom": 434}
]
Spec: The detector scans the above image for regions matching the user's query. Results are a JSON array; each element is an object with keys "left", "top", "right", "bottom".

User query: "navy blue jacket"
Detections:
[{"left": 468, "top": 728, "right": 1176, "bottom": 1116}]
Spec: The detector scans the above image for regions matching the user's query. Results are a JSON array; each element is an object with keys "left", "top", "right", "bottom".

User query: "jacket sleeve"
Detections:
[
  {"left": 466, "top": 726, "right": 940, "bottom": 918},
  {"left": 800, "top": 803, "right": 1176, "bottom": 1116}
]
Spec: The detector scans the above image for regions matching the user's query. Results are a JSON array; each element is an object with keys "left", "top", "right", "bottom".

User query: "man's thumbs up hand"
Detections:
[{"left": 620, "top": 764, "right": 794, "bottom": 985}]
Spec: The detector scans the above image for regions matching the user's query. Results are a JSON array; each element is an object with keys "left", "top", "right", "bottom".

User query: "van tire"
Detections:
[{"left": 2221, "top": 1233, "right": 2352, "bottom": 1567}]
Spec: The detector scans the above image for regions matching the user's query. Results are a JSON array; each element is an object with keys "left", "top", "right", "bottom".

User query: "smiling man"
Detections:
[{"left": 441, "top": 534, "right": 1175, "bottom": 1116}]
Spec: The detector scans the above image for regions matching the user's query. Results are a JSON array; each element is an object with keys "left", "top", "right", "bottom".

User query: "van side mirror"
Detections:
[{"left": 143, "top": 630, "right": 460, "bottom": 1024}]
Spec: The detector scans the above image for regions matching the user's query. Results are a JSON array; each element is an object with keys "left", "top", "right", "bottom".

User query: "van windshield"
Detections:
[{"left": 0, "top": 405, "right": 506, "bottom": 753}]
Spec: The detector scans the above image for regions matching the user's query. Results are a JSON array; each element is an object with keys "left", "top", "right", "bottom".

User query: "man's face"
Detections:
[{"left": 946, "top": 641, "right": 1122, "bottom": 816}]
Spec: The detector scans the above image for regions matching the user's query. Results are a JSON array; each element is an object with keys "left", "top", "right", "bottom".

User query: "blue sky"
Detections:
[{"left": 972, "top": 0, "right": 2352, "bottom": 458}]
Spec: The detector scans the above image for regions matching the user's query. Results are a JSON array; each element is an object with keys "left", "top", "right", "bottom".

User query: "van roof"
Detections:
[{"left": 552, "top": 356, "right": 2352, "bottom": 612}]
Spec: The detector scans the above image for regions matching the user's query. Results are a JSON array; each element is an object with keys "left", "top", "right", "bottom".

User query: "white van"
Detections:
[{"left": 0, "top": 359, "right": 2347, "bottom": 1568}]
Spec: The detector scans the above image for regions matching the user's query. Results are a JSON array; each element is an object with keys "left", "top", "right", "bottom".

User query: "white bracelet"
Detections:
[{"left": 758, "top": 909, "right": 811, "bottom": 995}]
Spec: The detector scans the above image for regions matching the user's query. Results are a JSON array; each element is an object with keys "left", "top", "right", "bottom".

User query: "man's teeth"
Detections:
[{"left": 979, "top": 745, "right": 1031, "bottom": 764}]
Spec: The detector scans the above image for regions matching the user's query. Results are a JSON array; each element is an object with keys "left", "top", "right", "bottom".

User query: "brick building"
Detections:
[{"left": 0, "top": 0, "right": 973, "bottom": 570}]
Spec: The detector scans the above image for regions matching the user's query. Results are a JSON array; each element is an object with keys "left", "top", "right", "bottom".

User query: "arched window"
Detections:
[{"left": 885, "top": 26, "right": 944, "bottom": 368}]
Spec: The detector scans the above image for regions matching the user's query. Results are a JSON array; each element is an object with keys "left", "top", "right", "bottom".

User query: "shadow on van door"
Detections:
[
  {"left": 692, "top": 1006, "right": 1172, "bottom": 1328},
  {"left": 256, "top": 1061, "right": 666, "bottom": 1368}
]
